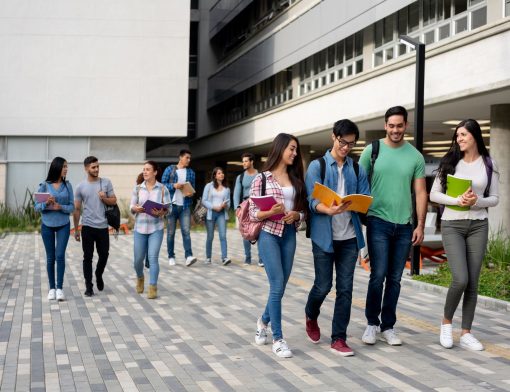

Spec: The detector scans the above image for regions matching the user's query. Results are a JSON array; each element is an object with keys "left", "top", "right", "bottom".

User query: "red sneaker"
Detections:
[
  {"left": 305, "top": 317, "right": 320, "bottom": 343},
  {"left": 331, "top": 339, "right": 354, "bottom": 357}
]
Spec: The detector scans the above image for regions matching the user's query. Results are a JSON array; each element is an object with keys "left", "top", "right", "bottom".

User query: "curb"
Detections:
[{"left": 401, "top": 276, "right": 510, "bottom": 312}]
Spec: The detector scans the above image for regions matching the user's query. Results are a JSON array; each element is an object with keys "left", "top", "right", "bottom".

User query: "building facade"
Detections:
[{"left": 193, "top": 0, "right": 510, "bottom": 233}]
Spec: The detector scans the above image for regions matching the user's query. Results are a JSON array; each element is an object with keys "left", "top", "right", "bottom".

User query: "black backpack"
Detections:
[{"left": 305, "top": 157, "right": 361, "bottom": 238}]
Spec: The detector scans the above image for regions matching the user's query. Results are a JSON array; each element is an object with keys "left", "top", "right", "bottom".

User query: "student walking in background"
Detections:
[
  {"left": 35, "top": 157, "right": 74, "bottom": 301},
  {"left": 73, "top": 156, "right": 117, "bottom": 297},
  {"left": 250, "top": 133, "right": 307, "bottom": 358},
  {"left": 130, "top": 161, "right": 171, "bottom": 299},
  {"left": 234, "top": 152, "right": 263, "bottom": 267},
  {"left": 162, "top": 149, "right": 197, "bottom": 267},
  {"left": 304, "top": 120, "right": 370, "bottom": 356},
  {"left": 359, "top": 106, "right": 427, "bottom": 346},
  {"left": 430, "top": 119, "right": 499, "bottom": 351},
  {"left": 202, "top": 167, "right": 231, "bottom": 265}
]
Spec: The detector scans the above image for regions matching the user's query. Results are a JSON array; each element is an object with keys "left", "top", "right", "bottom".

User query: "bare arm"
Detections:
[
  {"left": 412, "top": 177, "right": 427, "bottom": 245},
  {"left": 73, "top": 200, "right": 82, "bottom": 241}
]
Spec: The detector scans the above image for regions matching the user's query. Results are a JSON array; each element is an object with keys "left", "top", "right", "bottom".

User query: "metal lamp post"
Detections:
[{"left": 400, "top": 35, "right": 425, "bottom": 276}]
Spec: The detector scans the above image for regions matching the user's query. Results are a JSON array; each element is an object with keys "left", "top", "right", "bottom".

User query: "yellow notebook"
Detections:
[{"left": 311, "top": 182, "right": 373, "bottom": 214}]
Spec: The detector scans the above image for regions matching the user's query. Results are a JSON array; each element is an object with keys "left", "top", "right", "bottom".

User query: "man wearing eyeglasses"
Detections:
[
  {"left": 304, "top": 119, "right": 370, "bottom": 357},
  {"left": 359, "top": 106, "right": 426, "bottom": 347}
]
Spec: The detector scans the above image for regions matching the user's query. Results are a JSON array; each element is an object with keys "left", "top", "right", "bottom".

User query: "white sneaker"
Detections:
[
  {"left": 440, "top": 323, "right": 453, "bottom": 348},
  {"left": 222, "top": 257, "right": 231, "bottom": 266},
  {"left": 204, "top": 258, "right": 211, "bottom": 264},
  {"left": 56, "top": 289, "right": 65, "bottom": 301},
  {"left": 361, "top": 325, "right": 378, "bottom": 345},
  {"left": 272, "top": 339, "right": 293, "bottom": 358},
  {"left": 255, "top": 317, "right": 268, "bottom": 345},
  {"left": 460, "top": 333, "right": 484, "bottom": 351},
  {"left": 168, "top": 257, "right": 176, "bottom": 266},
  {"left": 380, "top": 329, "right": 402, "bottom": 346},
  {"left": 185, "top": 256, "right": 197, "bottom": 267},
  {"left": 48, "top": 289, "right": 56, "bottom": 300},
  {"left": 258, "top": 261, "right": 264, "bottom": 267}
]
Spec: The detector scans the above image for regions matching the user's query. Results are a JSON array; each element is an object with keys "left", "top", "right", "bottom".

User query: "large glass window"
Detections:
[
  {"left": 506, "top": 0, "right": 510, "bottom": 16},
  {"left": 471, "top": 6, "right": 486, "bottom": 29},
  {"left": 454, "top": 0, "right": 468, "bottom": 14}
]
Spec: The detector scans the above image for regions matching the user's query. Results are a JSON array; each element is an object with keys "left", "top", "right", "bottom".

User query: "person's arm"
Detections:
[
  {"left": 130, "top": 186, "right": 144, "bottom": 214},
  {"left": 358, "top": 144, "right": 372, "bottom": 177},
  {"left": 429, "top": 174, "right": 459, "bottom": 205},
  {"left": 161, "top": 166, "right": 177, "bottom": 197},
  {"left": 233, "top": 175, "right": 241, "bottom": 208},
  {"left": 58, "top": 183, "right": 74, "bottom": 214},
  {"left": 473, "top": 161, "right": 499, "bottom": 209},
  {"left": 412, "top": 177, "right": 427, "bottom": 245},
  {"left": 34, "top": 183, "right": 49, "bottom": 212},
  {"left": 224, "top": 188, "right": 231, "bottom": 210},
  {"left": 73, "top": 188, "right": 82, "bottom": 241},
  {"left": 201, "top": 183, "right": 213, "bottom": 210},
  {"left": 99, "top": 179, "right": 117, "bottom": 206}
]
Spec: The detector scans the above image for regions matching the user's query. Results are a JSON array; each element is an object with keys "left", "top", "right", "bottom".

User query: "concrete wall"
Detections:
[
  {"left": 0, "top": 0, "right": 190, "bottom": 137},
  {"left": 98, "top": 164, "right": 144, "bottom": 206},
  {"left": 0, "top": 164, "right": 5, "bottom": 204}
]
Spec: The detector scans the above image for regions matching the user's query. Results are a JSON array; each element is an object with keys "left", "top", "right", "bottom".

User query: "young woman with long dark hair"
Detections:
[
  {"left": 35, "top": 157, "right": 74, "bottom": 301},
  {"left": 249, "top": 133, "right": 307, "bottom": 358},
  {"left": 130, "top": 161, "right": 171, "bottom": 299},
  {"left": 430, "top": 119, "right": 499, "bottom": 351},
  {"left": 202, "top": 167, "right": 231, "bottom": 265}
]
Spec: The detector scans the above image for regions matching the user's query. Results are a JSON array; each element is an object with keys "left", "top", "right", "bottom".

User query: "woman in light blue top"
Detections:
[
  {"left": 34, "top": 157, "right": 74, "bottom": 302},
  {"left": 202, "top": 167, "right": 231, "bottom": 265},
  {"left": 130, "top": 161, "right": 171, "bottom": 299}
]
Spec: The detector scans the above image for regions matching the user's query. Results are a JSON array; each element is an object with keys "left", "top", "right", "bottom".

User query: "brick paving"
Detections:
[{"left": 0, "top": 229, "right": 509, "bottom": 391}]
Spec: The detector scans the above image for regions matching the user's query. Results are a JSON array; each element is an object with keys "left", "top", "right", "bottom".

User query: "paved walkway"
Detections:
[{"left": 0, "top": 229, "right": 509, "bottom": 392}]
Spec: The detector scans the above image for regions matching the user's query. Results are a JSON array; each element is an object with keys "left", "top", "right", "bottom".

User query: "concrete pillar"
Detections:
[
  {"left": 488, "top": 104, "right": 510, "bottom": 237},
  {"left": 486, "top": 0, "right": 503, "bottom": 23},
  {"left": 362, "top": 25, "right": 375, "bottom": 72}
]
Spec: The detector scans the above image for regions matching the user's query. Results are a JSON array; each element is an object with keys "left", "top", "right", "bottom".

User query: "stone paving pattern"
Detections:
[{"left": 0, "top": 229, "right": 509, "bottom": 391}]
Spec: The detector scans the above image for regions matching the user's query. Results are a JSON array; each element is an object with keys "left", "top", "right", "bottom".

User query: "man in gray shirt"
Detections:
[
  {"left": 73, "top": 156, "right": 117, "bottom": 297},
  {"left": 233, "top": 152, "right": 263, "bottom": 267}
]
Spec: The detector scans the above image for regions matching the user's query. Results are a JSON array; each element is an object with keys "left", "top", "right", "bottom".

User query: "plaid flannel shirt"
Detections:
[
  {"left": 248, "top": 171, "right": 303, "bottom": 237},
  {"left": 161, "top": 165, "right": 196, "bottom": 210},
  {"left": 130, "top": 181, "right": 171, "bottom": 234}
]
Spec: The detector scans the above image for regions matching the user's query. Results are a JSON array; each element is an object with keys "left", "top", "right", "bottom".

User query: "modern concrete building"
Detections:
[
  {"left": 0, "top": 0, "right": 193, "bottom": 208},
  {"left": 192, "top": 0, "right": 510, "bottom": 234}
]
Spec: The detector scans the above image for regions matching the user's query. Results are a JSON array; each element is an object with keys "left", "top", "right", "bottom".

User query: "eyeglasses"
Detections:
[{"left": 336, "top": 137, "right": 356, "bottom": 149}]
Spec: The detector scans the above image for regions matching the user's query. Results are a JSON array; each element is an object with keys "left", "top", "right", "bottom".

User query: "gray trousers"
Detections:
[{"left": 441, "top": 219, "right": 488, "bottom": 330}]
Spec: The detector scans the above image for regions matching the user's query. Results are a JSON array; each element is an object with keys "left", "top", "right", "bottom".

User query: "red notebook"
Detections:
[{"left": 250, "top": 195, "right": 285, "bottom": 220}]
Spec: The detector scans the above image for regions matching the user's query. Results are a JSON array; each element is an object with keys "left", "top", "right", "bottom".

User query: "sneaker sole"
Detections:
[
  {"left": 307, "top": 335, "right": 320, "bottom": 344},
  {"left": 330, "top": 347, "right": 354, "bottom": 357},
  {"left": 361, "top": 338, "right": 376, "bottom": 345},
  {"left": 459, "top": 342, "right": 484, "bottom": 351},
  {"left": 440, "top": 341, "right": 453, "bottom": 349},
  {"left": 186, "top": 259, "right": 197, "bottom": 267},
  {"left": 222, "top": 260, "right": 231, "bottom": 266},
  {"left": 273, "top": 351, "right": 293, "bottom": 358},
  {"left": 379, "top": 337, "right": 402, "bottom": 346}
]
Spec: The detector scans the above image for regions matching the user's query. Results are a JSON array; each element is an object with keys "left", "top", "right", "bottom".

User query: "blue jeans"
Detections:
[
  {"left": 365, "top": 216, "right": 413, "bottom": 331},
  {"left": 167, "top": 205, "right": 193, "bottom": 258},
  {"left": 257, "top": 225, "right": 296, "bottom": 341},
  {"left": 305, "top": 238, "right": 358, "bottom": 342},
  {"left": 205, "top": 211, "right": 227, "bottom": 259},
  {"left": 134, "top": 229, "right": 164, "bottom": 285},
  {"left": 41, "top": 223, "right": 70, "bottom": 290}
]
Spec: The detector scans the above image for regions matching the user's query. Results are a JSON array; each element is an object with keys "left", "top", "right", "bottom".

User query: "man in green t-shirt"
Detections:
[{"left": 359, "top": 106, "right": 427, "bottom": 346}]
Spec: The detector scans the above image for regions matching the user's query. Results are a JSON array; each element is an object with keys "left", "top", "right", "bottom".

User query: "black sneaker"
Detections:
[
  {"left": 84, "top": 289, "right": 94, "bottom": 297},
  {"left": 96, "top": 274, "right": 104, "bottom": 291}
]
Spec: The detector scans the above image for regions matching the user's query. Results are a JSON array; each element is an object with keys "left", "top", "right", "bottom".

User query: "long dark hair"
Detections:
[
  {"left": 145, "top": 160, "right": 162, "bottom": 182},
  {"left": 263, "top": 133, "right": 307, "bottom": 213},
  {"left": 436, "top": 119, "right": 491, "bottom": 191},
  {"left": 211, "top": 167, "right": 227, "bottom": 189},
  {"left": 46, "top": 157, "right": 67, "bottom": 183}
]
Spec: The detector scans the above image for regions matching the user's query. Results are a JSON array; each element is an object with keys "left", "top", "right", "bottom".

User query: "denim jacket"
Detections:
[
  {"left": 34, "top": 181, "right": 74, "bottom": 227},
  {"left": 305, "top": 150, "right": 370, "bottom": 253},
  {"left": 201, "top": 182, "right": 231, "bottom": 221}
]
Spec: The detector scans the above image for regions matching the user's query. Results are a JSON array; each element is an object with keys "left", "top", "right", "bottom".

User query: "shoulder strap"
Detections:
[
  {"left": 239, "top": 171, "right": 245, "bottom": 200},
  {"left": 136, "top": 185, "right": 141, "bottom": 204},
  {"left": 261, "top": 173, "right": 266, "bottom": 196},
  {"left": 368, "top": 139, "right": 380, "bottom": 186},
  {"left": 161, "top": 183, "right": 164, "bottom": 203},
  {"left": 483, "top": 155, "right": 493, "bottom": 198},
  {"left": 353, "top": 161, "right": 359, "bottom": 179},
  {"left": 319, "top": 157, "right": 326, "bottom": 183}
]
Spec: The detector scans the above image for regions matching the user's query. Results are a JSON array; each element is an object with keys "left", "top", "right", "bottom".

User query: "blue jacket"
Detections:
[
  {"left": 201, "top": 182, "right": 231, "bottom": 220},
  {"left": 161, "top": 165, "right": 196, "bottom": 209},
  {"left": 305, "top": 150, "right": 370, "bottom": 253},
  {"left": 34, "top": 181, "right": 74, "bottom": 227}
]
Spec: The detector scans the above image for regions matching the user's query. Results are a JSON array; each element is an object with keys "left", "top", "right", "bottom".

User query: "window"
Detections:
[
  {"left": 471, "top": 6, "right": 486, "bottom": 29},
  {"left": 424, "top": 30, "right": 435, "bottom": 44},
  {"left": 345, "top": 35, "right": 354, "bottom": 60},
  {"left": 439, "top": 24, "right": 451, "bottom": 39},
  {"left": 408, "top": 2, "right": 420, "bottom": 32},
  {"left": 423, "top": 0, "right": 438, "bottom": 26},
  {"left": 336, "top": 41, "right": 344, "bottom": 64},
  {"left": 355, "top": 31, "right": 364, "bottom": 56},
  {"left": 327, "top": 45, "right": 336, "bottom": 68},
  {"left": 506, "top": 0, "right": 510, "bottom": 16},
  {"left": 455, "top": 16, "right": 468, "bottom": 33},
  {"left": 454, "top": 0, "right": 467, "bottom": 14}
]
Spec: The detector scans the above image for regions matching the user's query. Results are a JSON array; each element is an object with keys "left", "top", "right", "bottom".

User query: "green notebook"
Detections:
[{"left": 446, "top": 174, "right": 472, "bottom": 211}]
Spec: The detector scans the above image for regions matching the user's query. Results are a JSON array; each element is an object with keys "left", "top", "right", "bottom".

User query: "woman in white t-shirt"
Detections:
[
  {"left": 202, "top": 167, "right": 231, "bottom": 265},
  {"left": 430, "top": 119, "right": 499, "bottom": 351}
]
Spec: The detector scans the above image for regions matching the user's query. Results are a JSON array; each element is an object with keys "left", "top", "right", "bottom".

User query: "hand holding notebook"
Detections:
[{"left": 250, "top": 195, "right": 285, "bottom": 220}]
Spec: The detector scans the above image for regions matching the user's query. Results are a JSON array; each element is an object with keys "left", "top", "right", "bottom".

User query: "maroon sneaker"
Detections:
[
  {"left": 305, "top": 317, "right": 320, "bottom": 343},
  {"left": 330, "top": 339, "right": 354, "bottom": 357}
]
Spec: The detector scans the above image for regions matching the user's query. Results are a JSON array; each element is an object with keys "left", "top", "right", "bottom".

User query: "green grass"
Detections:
[
  {"left": 0, "top": 190, "right": 40, "bottom": 233},
  {"left": 414, "top": 231, "right": 510, "bottom": 302}
]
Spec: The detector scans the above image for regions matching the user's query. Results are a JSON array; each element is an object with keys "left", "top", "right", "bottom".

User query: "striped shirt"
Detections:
[
  {"left": 130, "top": 181, "right": 171, "bottom": 234},
  {"left": 248, "top": 171, "right": 303, "bottom": 237}
]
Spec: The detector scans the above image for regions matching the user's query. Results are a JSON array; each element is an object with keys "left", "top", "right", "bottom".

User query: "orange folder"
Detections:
[{"left": 311, "top": 182, "right": 373, "bottom": 213}]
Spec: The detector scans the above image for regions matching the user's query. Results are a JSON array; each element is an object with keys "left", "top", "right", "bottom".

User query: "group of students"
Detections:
[
  {"left": 35, "top": 104, "right": 499, "bottom": 360},
  {"left": 248, "top": 106, "right": 499, "bottom": 359}
]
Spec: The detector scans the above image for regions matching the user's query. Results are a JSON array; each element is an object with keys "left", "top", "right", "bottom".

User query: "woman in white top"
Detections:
[
  {"left": 202, "top": 167, "right": 231, "bottom": 265},
  {"left": 130, "top": 161, "right": 171, "bottom": 299},
  {"left": 430, "top": 119, "right": 499, "bottom": 351}
]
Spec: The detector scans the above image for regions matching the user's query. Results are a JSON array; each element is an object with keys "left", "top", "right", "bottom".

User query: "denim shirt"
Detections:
[
  {"left": 305, "top": 151, "right": 370, "bottom": 253},
  {"left": 34, "top": 181, "right": 74, "bottom": 227},
  {"left": 201, "top": 182, "right": 231, "bottom": 220}
]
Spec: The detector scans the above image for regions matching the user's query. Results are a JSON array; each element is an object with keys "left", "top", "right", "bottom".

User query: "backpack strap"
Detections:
[
  {"left": 238, "top": 171, "right": 245, "bottom": 202},
  {"left": 482, "top": 155, "right": 493, "bottom": 198},
  {"left": 368, "top": 139, "right": 380, "bottom": 186},
  {"left": 261, "top": 173, "right": 266, "bottom": 196},
  {"left": 353, "top": 161, "right": 359, "bottom": 179},
  {"left": 319, "top": 157, "right": 326, "bottom": 183}
]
